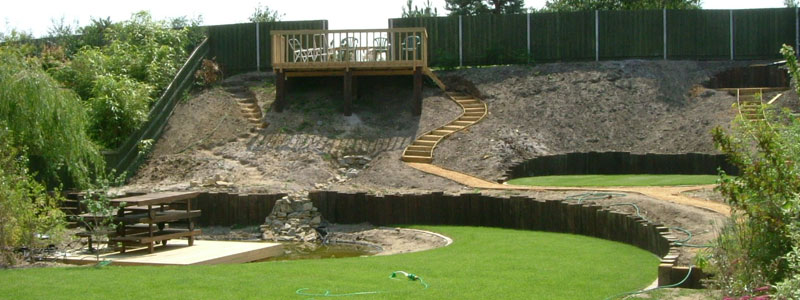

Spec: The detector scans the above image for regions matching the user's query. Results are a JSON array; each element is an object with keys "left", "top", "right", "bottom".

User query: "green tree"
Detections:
[
  {"left": 446, "top": 0, "right": 527, "bottom": 15},
  {"left": 786, "top": 0, "right": 798, "bottom": 8},
  {"left": 403, "top": 0, "right": 439, "bottom": 18},
  {"left": 249, "top": 3, "right": 284, "bottom": 23},
  {"left": 542, "top": 0, "right": 701, "bottom": 11},
  {"left": 0, "top": 47, "right": 102, "bottom": 188},
  {"left": 0, "top": 125, "right": 66, "bottom": 266},
  {"left": 445, "top": 0, "right": 489, "bottom": 15}
]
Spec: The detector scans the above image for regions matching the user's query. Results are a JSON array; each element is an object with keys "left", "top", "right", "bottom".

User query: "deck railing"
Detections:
[{"left": 271, "top": 28, "right": 428, "bottom": 70}]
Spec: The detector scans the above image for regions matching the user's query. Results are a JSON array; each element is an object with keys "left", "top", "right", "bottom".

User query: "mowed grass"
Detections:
[
  {"left": 507, "top": 174, "right": 719, "bottom": 187},
  {"left": 0, "top": 226, "right": 657, "bottom": 300}
]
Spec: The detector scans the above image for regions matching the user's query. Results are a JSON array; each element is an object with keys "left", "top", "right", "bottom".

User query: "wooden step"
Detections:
[
  {"left": 456, "top": 99, "right": 479, "bottom": 105},
  {"left": 464, "top": 107, "right": 485, "bottom": 112},
  {"left": 405, "top": 150, "right": 432, "bottom": 157},
  {"left": 419, "top": 135, "right": 442, "bottom": 141},
  {"left": 432, "top": 129, "right": 455, "bottom": 136},
  {"left": 460, "top": 116, "right": 481, "bottom": 121},
  {"left": 463, "top": 112, "right": 484, "bottom": 117},
  {"left": 413, "top": 140, "right": 436, "bottom": 146},
  {"left": 451, "top": 121, "right": 473, "bottom": 126},
  {"left": 462, "top": 103, "right": 484, "bottom": 109},
  {"left": 402, "top": 155, "right": 433, "bottom": 163},
  {"left": 406, "top": 145, "right": 433, "bottom": 152},
  {"left": 442, "top": 125, "right": 463, "bottom": 131}
]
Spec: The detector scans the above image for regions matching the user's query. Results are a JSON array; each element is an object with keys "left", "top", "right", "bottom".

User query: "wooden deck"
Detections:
[
  {"left": 271, "top": 28, "right": 444, "bottom": 116},
  {"left": 61, "top": 240, "right": 283, "bottom": 266}
]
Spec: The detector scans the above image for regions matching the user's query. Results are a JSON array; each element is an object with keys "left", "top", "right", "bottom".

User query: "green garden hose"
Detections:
[
  {"left": 567, "top": 193, "right": 712, "bottom": 248},
  {"left": 603, "top": 266, "right": 695, "bottom": 300},
  {"left": 295, "top": 271, "right": 428, "bottom": 298}
]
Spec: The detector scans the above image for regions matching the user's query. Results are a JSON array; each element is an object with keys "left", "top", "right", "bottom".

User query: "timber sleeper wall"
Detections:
[
  {"left": 500, "top": 152, "right": 738, "bottom": 182},
  {"left": 188, "top": 190, "right": 702, "bottom": 287}
]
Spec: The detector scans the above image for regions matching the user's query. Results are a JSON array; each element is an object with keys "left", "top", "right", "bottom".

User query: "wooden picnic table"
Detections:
[{"left": 109, "top": 191, "right": 202, "bottom": 253}]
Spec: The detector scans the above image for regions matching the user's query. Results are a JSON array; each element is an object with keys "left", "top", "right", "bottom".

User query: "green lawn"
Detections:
[
  {"left": 0, "top": 226, "right": 657, "bottom": 299},
  {"left": 507, "top": 174, "right": 719, "bottom": 187}
]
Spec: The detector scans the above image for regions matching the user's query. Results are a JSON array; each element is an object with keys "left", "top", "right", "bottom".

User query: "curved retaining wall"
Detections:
[
  {"left": 500, "top": 151, "right": 738, "bottom": 181},
  {"left": 187, "top": 191, "right": 704, "bottom": 288}
]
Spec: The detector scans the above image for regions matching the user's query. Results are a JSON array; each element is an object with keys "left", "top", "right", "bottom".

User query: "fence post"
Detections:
[
  {"left": 459, "top": 15, "right": 463, "bottom": 67},
  {"left": 256, "top": 22, "right": 260, "bottom": 72},
  {"left": 595, "top": 10, "right": 599, "bottom": 61},
  {"left": 730, "top": 10, "right": 734, "bottom": 60},
  {"left": 527, "top": 13, "right": 531, "bottom": 63},
  {"left": 663, "top": 9, "right": 667, "bottom": 60}
]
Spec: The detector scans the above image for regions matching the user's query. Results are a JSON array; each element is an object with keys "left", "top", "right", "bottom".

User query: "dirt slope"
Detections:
[{"left": 124, "top": 60, "right": 795, "bottom": 193}]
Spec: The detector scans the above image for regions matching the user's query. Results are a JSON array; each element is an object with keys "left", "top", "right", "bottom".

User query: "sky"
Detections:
[{"left": 0, "top": 0, "right": 790, "bottom": 38}]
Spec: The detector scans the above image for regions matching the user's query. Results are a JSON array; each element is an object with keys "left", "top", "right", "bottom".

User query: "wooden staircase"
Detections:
[
  {"left": 401, "top": 91, "right": 488, "bottom": 163},
  {"left": 226, "top": 85, "right": 269, "bottom": 130},
  {"left": 736, "top": 88, "right": 766, "bottom": 122}
]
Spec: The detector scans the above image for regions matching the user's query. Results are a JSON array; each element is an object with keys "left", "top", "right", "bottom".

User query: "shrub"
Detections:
[
  {"left": 708, "top": 44, "right": 800, "bottom": 298},
  {"left": 87, "top": 74, "right": 153, "bottom": 148},
  {"left": 0, "top": 48, "right": 102, "bottom": 188},
  {"left": 0, "top": 126, "right": 65, "bottom": 266},
  {"left": 195, "top": 58, "right": 223, "bottom": 86}
]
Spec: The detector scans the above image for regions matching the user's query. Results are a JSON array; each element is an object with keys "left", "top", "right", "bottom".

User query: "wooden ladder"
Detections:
[{"left": 401, "top": 91, "right": 488, "bottom": 163}]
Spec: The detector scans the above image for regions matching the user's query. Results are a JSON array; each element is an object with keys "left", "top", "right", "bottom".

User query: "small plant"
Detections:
[
  {"left": 78, "top": 175, "right": 125, "bottom": 262},
  {"left": 137, "top": 139, "right": 154, "bottom": 156},
  {"left": 194, "top": 58, "right": 222, "bottom": 87}
]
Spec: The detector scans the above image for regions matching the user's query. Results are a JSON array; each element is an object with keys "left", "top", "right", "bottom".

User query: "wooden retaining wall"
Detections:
[
  {"left": 191, "top": 190, "right": 703, "bottom": 287},
  {"left": 189, "top": 192, "right": 286, "bottom": 226},
  {"left": 500, "top": 151, "right": 738, "bottom": 182}
]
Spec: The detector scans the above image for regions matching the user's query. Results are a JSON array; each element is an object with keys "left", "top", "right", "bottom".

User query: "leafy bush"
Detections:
[
  {"left": 87, "top": 74, "right": 153, "bottom": 148},
  {"left": 708, "top": 44, "right": 800, "bottom": 298},
  {"left": 0, "top": 126, "right": 65, "bottom": 266},
  {"left": 45, "top": 11, "right": 204, "bottom": 149},
  {"left": 0, "top": 47, "right": 102, "bottom": 188}
]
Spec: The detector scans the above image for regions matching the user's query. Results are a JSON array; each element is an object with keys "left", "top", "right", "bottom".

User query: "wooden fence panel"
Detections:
[
  {"left": 462, "top": 14, "right": 528, "bottom": 65},
  {"left": 598, "top": 10, "right": 663, "bottom": 59},
  {"left": 667, "top": 9, "right": 731, "bottom": 59},
  {"left": 733, "top": 8, "right": 796, "bottom": 60},
  {"left": 207, "top": 23, "right": 257, "bottom": 75},
  {"left": 391, "top": 16, "right": 460, "bottom": 67},
  {"left": 530, "top": 11, "right": 596, "bottom": 62}
]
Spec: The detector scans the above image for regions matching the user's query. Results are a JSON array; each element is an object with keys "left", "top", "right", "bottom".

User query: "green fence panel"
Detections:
[
  {"left": 530, "top": 11, "right": 596, "bottom": 62},
  {"left": 207, "top": 23, "right": 257, "bottom": 75},
  {"left": 733, "top": 8, "right": 796, "bottom": 60},
  {"left": 461, "top": 14, "right": 528, "bottom": 66},
  {"left": 391, "top": 16, "right": 461, "bottom": 67},
  {"left": 258, "top": 20, "right": 328, "bottom": 71},
  {"left": 598, "top": 10, "right": 663, "bottom": 59},
  {"left": 667, "top": 10, "right": 731, "bottom": 60}
]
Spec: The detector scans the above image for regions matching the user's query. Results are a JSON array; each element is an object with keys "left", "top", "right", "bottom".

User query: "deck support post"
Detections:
[
  {"left": 344, "top": 70, "right": 353, "bottom": 116},
  {"left": 412, "top": 67, "right": 422, "bottom": 116},
  {"left": 275, "top": 70, "right": 287, "bottom": 112}
]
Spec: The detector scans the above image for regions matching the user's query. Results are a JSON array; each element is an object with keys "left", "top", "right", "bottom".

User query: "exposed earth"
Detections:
[{"left": 116, "top": 59, "right": 797, "bottom": 267}]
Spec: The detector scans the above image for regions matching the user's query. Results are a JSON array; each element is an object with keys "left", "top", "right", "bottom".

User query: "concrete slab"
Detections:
[{"left": 61, "top": 240, "right": 283, "bottom": 266}]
